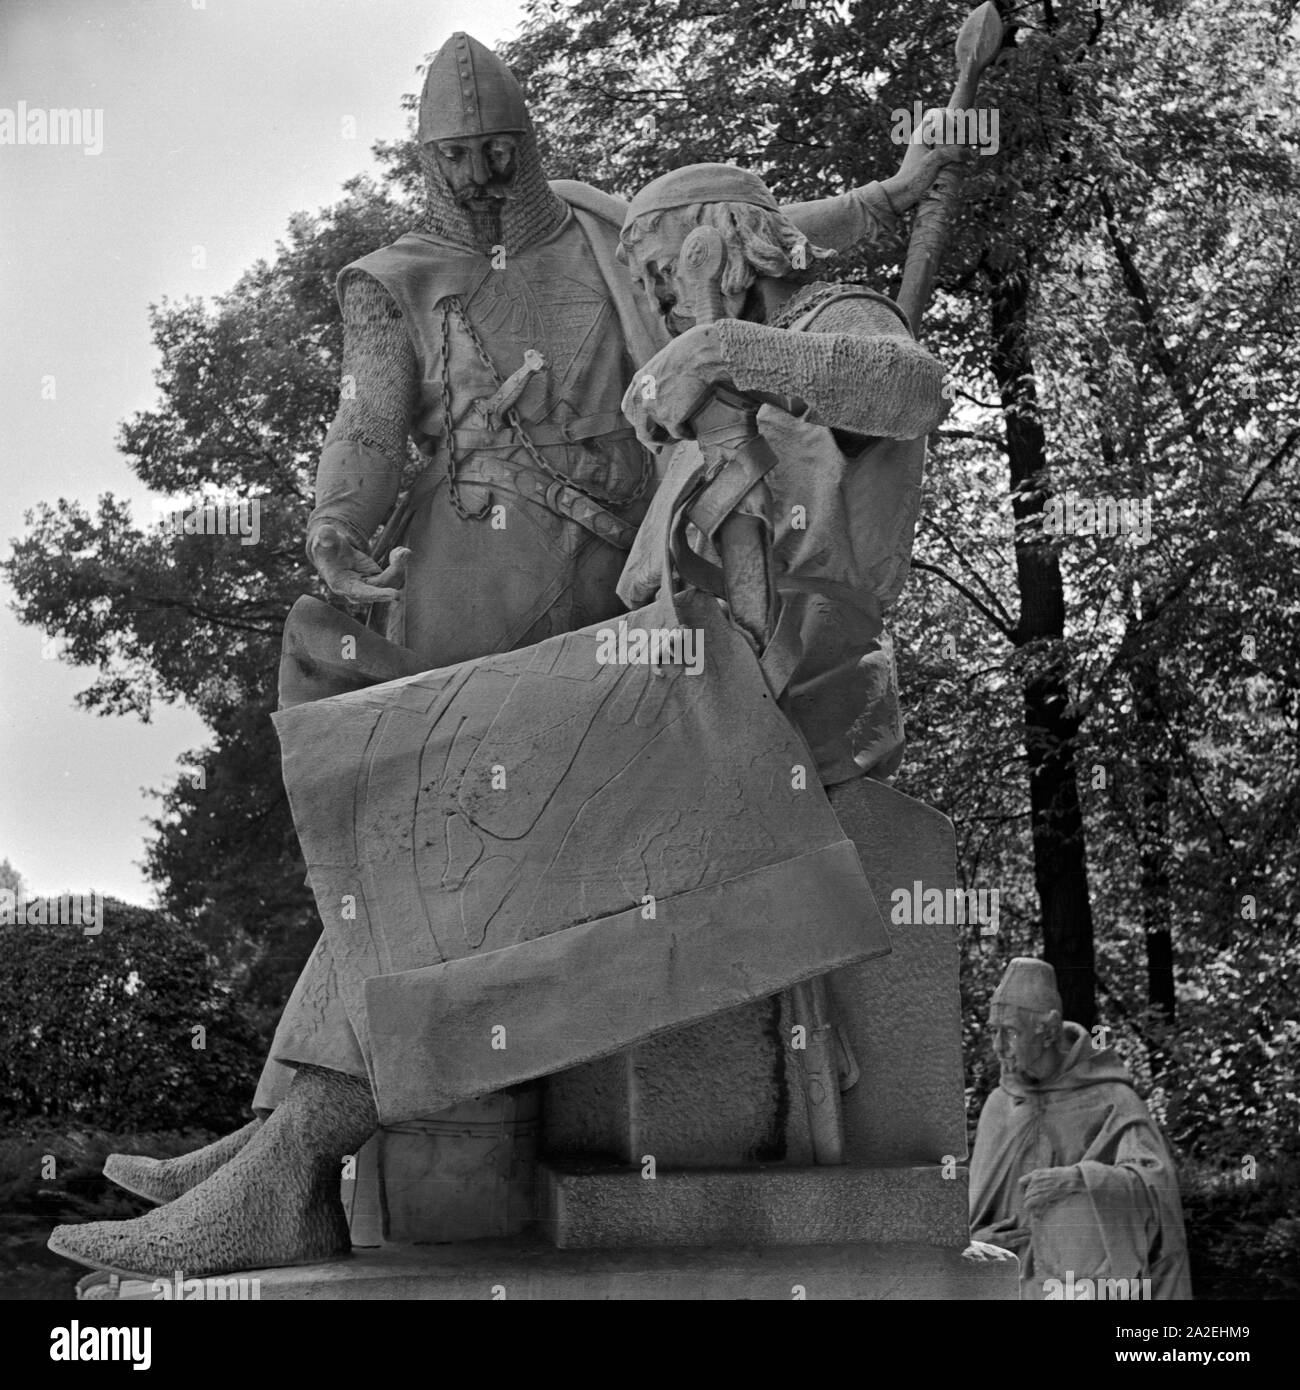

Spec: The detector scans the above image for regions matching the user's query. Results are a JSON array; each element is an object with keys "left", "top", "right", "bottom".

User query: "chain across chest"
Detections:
[{"left": 436, "top": 294, "right": 651, "bottom": 520}]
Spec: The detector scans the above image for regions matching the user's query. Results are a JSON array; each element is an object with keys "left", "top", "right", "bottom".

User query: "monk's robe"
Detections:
[{"left": 970, "top": 1022, "right": 1192, "bottom": 1300}]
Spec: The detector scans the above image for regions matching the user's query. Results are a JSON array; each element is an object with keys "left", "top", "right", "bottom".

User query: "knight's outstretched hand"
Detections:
[
  {"left": 621, "top": 324, "right": 737, "bottom": 446},
  {"left": 307, "top": 521, "right": 408, "bottom": 605}
]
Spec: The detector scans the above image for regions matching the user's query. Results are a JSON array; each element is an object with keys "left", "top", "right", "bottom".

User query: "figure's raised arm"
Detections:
[{"left": 783, "top": 140, "right": 964, "bottom": 254}]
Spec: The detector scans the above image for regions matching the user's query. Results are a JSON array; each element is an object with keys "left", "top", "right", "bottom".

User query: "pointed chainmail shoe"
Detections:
[
  {"left": 49, "top": 1066, "right": 377, "bottom": 1278},
  {"left": 103, "top": 1119, "right": 263, "bottom": 1206}
]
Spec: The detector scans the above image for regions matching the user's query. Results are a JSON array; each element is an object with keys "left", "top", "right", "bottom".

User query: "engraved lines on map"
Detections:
[{"left": 350, "top": 631, "right": 699, "bottom": 965}]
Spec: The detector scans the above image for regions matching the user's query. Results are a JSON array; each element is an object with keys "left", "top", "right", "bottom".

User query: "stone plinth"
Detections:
[
  {"left": 540, "top": 1161, "right": 970, "bottom": 1249},
  {"left": 826, "top": 778, "right": 968, "bottom": 1164},
  {"left": 343, "top": 1093, "right": 538, "bottom": 1245},
  {"left": 77, "top": 1240, "right": 1017, "bottom": 1301},
  {"left": 543, "top": 995, "right": 814, "bottom": 1168}
]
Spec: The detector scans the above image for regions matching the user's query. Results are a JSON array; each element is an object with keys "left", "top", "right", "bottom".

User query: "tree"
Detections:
[
  {"left": 0, "top": 859, "right": 25, "bottom": 898},
  {"left": 0, "top": 900, "right": 262, "bottom": 1130},
  {"left": 2, "top": 174, "right": 418, "bottom": 1030}
]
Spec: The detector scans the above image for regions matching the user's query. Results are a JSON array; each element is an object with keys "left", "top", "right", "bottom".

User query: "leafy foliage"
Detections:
[
  {"left": 0, "top": 1125, "right": 218, "bottom": 1300},
  {"left": 1181, "top": 1159, "right": 1300, "bottom": 1299},
  {"left": 0, "top": 901, "right": 261, "bottom": 1131}
]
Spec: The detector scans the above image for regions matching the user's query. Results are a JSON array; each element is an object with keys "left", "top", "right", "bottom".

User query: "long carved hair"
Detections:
[{"left": 618, "top": 203, "right": 833, "bottom": 297}]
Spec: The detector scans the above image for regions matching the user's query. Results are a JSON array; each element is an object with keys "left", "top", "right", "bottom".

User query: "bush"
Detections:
[
  {"left": 1181, "top": 1159, "right": 1300, "bottom": 1301},
  {"left": 0, "top": 899, "right": 261, "bottom": 1132}
]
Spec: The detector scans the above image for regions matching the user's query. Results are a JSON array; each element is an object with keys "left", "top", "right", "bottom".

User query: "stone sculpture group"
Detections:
[{"left": 49, "top": 20, "right": 1190, "bottom": 1301}]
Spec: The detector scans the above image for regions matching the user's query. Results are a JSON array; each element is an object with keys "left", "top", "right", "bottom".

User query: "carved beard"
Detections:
[
  {"left": 417, "top": 129, "right": 566, "bottom": 256},
  {"left": 460, "top": 199, "right": 506, "bottom": 251}
]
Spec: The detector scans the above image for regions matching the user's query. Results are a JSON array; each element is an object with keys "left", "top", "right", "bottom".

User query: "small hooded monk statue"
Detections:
[{"left": 968, "top": 958, "right": 1192, "bottom": 1300}]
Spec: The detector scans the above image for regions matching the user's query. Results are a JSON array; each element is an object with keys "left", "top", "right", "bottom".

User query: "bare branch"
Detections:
[{"left": 910, "top": 558, "right": 1018, "bottom": 640}]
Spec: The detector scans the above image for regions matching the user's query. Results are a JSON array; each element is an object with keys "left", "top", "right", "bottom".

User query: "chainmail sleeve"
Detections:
[
  {"left": 713, "top": 298, "right": 949, "bottom": 441},
  {"left": 309, "top": 272, "right": 419, "bottom": 549}
]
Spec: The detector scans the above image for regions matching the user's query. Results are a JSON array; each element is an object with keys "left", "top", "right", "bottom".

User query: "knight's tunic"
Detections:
[
  {"left": 255, "top": 192, "right": 665, "bottom": 1112},
  {"left": 311, "top": 193, "right": 666, "bottom": 669}
]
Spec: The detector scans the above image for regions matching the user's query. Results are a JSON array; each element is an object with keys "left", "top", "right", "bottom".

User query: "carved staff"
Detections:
[{"left": 897, "top": 0, "right": 1003, "bottom": 334}]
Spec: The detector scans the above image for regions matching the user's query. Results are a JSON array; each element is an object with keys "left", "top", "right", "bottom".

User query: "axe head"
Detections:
[{"left": 956, "top": 1, "right": 1004, "bottom": 76}]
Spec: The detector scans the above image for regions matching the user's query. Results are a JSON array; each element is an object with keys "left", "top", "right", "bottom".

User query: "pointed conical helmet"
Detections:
[{"left": 418, "top": 32, "right": 531, "bottom": 143}]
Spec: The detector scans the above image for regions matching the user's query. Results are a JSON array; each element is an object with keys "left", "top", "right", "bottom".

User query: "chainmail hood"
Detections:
[
  {"left": 417, "top": 126, "right": 567, "bottom": 256},
  {"left": 415, "top": 33, "right": 566, "bottom": 255}
]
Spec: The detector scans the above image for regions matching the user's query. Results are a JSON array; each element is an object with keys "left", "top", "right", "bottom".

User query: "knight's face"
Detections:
[
  {"left": 623, "top": 209, "right": 747, "bottom": 336},
  {"left": 429, "top": 132, "right": 521, "bottom": 210}
]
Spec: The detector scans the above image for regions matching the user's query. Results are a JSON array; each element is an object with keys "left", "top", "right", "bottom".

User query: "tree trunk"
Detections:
[
  {"left": 1131, "top": 625, "right": 1176, "bottom": 1028},
  {"left": 989, "top": 258, "right": 1098, "bottom": 1028}
]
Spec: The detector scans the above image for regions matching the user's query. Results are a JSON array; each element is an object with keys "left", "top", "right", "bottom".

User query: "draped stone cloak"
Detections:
[
  {"left": 969, "top": 1023, "right": 1192, "bottom": 1299},
  {"left": 273, "top": 588, "right": 891, "bottom": 1125},
  {"left": 326, "top": 185, "right": 668, "bottom": 667}
]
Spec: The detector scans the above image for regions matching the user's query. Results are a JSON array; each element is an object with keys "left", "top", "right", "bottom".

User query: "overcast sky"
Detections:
[{"left": 0, "top": 0, "right": 525, "bottom": 901}]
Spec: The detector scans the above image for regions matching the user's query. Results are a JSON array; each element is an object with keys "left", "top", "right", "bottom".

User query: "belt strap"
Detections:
[
  {"left": 452, "top": 410, "right": 635, "bottom": 450},
  {"left": 411, "top": 451, "right": 639, "bottom": 552},
  {"left": 687, "top": 435, "right": 782, "bottom": 540}
]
